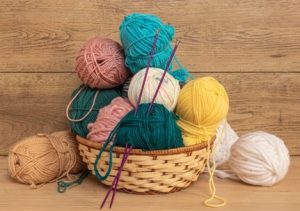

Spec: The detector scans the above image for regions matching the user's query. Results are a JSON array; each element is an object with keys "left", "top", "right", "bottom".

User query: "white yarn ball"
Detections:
[
  {"left": 212, "top": 120, "right": 239, "bottom": 167},
  {"left": 230, "top": 131, "right": 290, "bottom": 186},
  {"left": 128, "top": 67, "right": 180, "bottom": 111}
]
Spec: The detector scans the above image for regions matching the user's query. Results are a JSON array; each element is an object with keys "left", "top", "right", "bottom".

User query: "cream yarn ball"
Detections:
[
  {"left": 211, "top": 120, "right": 239, "bottom": 167},
  {"left": 128, "top": 67, "right": 180, "bottom": 111},
  {"left": 227, "top": 131, "right": 290, "bottom": 186}
]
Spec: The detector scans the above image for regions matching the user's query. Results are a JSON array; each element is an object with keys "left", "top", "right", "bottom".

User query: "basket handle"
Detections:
[{"left": 66, "top": 86, "right": 99, "bottom": 122}]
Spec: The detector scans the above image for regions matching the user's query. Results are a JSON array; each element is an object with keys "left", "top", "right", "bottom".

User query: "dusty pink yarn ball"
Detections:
[
  {"left": 75, "top": 37, "right": 129, "bottom": 89},
  {"left": 87, "top": 97, "right": 133, "bottom": 142}
]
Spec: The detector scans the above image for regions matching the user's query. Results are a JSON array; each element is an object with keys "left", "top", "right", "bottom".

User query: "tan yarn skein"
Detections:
[{"left": 8, "top": 131, "right": 84, "bottom": 188}]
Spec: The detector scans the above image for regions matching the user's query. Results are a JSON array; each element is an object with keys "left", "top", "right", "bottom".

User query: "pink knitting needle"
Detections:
[
  {"left": 134, "top": 29, "right": 160, "bottom": 115},
  {"left": 147, "top": 40, "right": 180, "bottom": 114}
]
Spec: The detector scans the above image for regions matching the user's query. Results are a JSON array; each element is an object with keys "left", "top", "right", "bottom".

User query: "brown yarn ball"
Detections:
[
  {"left": 75, "top": 37, "right": 130, "bottom": 89},
  {"left": 8, "top": 131, "right": 85, "bottom": 188}
]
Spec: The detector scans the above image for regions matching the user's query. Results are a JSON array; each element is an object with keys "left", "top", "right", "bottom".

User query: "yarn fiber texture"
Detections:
[
  {"left": 176, "top": 77, "right": 229, "bottom": 146},
  {"left": 114, "top": 103, "right": 184, "bottom": 150},
  {"left": 228, "top": 131, "right": 290, "bottom": 186},
  {"left": 68, "top": 85, "right": 121, "bottom": 137},
  {"left": 128, "top": 67, "right": 180, "bottom": 111},
  {"left": 76, "top": 37, "right": 129, "bottom": 89},
  {"left": 121, "top": 76, "right": 132, "bottom": 98},
  {"left": 87, "top": 97, "right": 133, "bottom": 142},
  {"left": 119, "top": 13, "right": 190, "bottom": 84},
  {"left": 212, "top": 120, "right": 239, "bottom": 167},
  {"left": 8, "top": 131, "right": 85, "bottom": 188}
]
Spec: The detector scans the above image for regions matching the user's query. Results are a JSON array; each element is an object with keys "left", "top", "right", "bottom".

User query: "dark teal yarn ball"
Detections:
[
  {"left": 119, "top": 13, "right": 191, "bottom": 84},
  {"left": 68, "top": 85, "right": 121, "bottom": 137},
  {"left": 115, "top": 103, "right": 184, "bottom": 150},
  {"left": 93, "top": 103, "right": 184, "bottom": 180}
]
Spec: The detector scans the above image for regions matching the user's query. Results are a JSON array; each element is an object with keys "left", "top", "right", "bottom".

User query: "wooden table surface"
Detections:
[{"left": 1, "top": 156, "right": 299, "bottom": 211}]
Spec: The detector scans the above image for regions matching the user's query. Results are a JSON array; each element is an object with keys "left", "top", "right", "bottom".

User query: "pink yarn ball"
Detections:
[
  {"left": 87, "top": 97, "right": 133, "bottom": 142},
  {"left": 75, "top": 37, "right": 130, "bottom": 89}
]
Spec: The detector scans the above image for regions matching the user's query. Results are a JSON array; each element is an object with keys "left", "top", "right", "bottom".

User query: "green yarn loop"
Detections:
[
  {"left": 68, "top": 85, "right": 121, "bottom": 137},
  {"left": 119, "top": 13, "right": 191, "bottom": 84},
  {"left": 94, "top": 103, "right": 184, "bottom": 181},
  {"left": 57, "top": 170, "right": 90, "bottom": 193}
]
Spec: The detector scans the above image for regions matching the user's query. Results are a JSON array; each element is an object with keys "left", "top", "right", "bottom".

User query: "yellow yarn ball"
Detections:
[
  {"left": 176, "top": 77, "right": 229, "bottom": 146},
  {"left": 8, "top": 131, "right": 85, "bottom": 188}
]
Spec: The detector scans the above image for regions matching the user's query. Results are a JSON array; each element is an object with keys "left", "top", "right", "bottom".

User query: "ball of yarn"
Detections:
[
  {"left": 75, "top": 37, "right": 129, "bottom": 89},
  {"left": 176, "top": 77, "right": 229, "bottom": 146},
  {"left": 51, "top": 131, "right": 84, "bottom": 173},
  {"left": 121, "top": 76, "right": 132, "bottom": 98},
  {"left": 87, "top": 97, "right": 133, "bottom": 142},
  {"left": 68, "top": 85, "right": 121, "bottom": 137},
  {"left": 8, "top": 131, "right": 85, "bottom": 188},
  {"left": 128, "top": 67, "right": 180, "bottom": 111},
  {"left": 119, "top": 13, "right": 190, "bottom": 83},
  {"left": 229, "top": 131, "right": 290, "bottom": 186},
  {"left": 115, "top": 103, "right": 184, "bottom": 150},
  {"left": 212, "top": 120, "right": 238, "bottom": 167}
]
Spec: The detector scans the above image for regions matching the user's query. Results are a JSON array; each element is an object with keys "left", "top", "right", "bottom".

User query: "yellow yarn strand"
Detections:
[{"left": 204, "top": 121, "right": 227, "bottom": 208}]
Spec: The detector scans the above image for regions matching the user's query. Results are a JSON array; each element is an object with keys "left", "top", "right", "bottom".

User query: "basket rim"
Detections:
[{"left": 76, "top": 135, "right": 214, "bottom": 155}]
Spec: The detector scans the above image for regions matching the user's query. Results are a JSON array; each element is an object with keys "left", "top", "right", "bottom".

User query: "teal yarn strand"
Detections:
[
  {"left": 119, "top": 13, "right": 191, "bottom": 84},
  {"left": 94, "top": 124, "right": 118, "bottom": 180},
  {"left": 115, "top": 103, "right": 184, "bottom": 150},
  {"left": 93, "top": 103, "right": 183, "bottom": 181},
  {"left": 68, "top": 85, "right": 121, "bottom": 137}
]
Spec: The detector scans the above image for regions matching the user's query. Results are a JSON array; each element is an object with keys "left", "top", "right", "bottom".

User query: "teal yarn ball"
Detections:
[
  {"left": 115, "top": 103, "right": 184, "bottom": 150},
  {"left": 68, "top": 85, "right": 121, "bottom": 137},
  {"left": 93, "top": 103, "right": 184, "bottom": 180},
  {"left": 119, "top": 13, "right": 191, "bottom": 84}
]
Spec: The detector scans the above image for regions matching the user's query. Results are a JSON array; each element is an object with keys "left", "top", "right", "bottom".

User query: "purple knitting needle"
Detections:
[
  {"left": 147, "top": 40, "right": 180, "bottom": 114},
  {"left": 109, "top": 145, "right": 132, "bottom": 208},
  {"left": 100, "top": 146, "right": 128, "bottom": 209},
  {"left": 100, "top": 143, "right": 132, "bottom": 209},
  {"left": 134, "top": 29, "right": 160, "bottom": 115}
]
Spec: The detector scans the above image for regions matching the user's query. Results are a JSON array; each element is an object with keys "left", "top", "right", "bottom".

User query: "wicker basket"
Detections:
[{"left": 76, "top": 136, "right": 213, "bottom": 194}]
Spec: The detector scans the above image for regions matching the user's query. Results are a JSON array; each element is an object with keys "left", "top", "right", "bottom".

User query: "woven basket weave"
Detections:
[{"left": 77, "top": 136, "right": 213, "bottom": 194}]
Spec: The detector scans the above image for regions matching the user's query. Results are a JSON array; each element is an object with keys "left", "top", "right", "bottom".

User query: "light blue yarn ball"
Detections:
[{"left": 119, "top": 13, "right": 191, "bottom": 84}]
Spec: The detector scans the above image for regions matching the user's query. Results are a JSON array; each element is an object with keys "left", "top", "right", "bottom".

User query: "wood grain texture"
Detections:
[
  {"left": 0, "top": 156, "right": 299, "bottom": 211},
  {"left": 0, "top": 0, "right": 300, "bottom": 73},
  {"left": 0, "top": 73, "right": 299, "bottom": 155},
  {"left": 0, "top": 1, "right": 299, "bottom": 155}
]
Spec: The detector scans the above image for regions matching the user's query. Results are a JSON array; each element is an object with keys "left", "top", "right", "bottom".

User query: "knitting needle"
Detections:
[
  {"left": 109, "top": 144, "right": 132, "bottom": 208},
  {"left": 134, "top": 28, "right": 160, "bottom": 115},
  {"left": 147, "top": 40, "right": 180, "bottom": 114},
  {"left": 100, "top": 143, "right": 132, "bottom": 209}
]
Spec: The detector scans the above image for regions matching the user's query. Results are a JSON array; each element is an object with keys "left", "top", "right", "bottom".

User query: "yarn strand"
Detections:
[
  {"left": 57, "top": 170, "right": 90, "bottom": 193},
  {"left": 93, "top": 122, "right": 121, "bottom": 180},
  {"left": 204, "top": 123, "right": 226, "bottom": 208},
  {"left": 66, "top": 86, "right": 99, "bottom": 122}
]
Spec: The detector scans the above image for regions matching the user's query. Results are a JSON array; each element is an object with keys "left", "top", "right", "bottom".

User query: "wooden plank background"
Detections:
[{"left": 0, "top": 0, "right": 299, "bottom": 155}]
